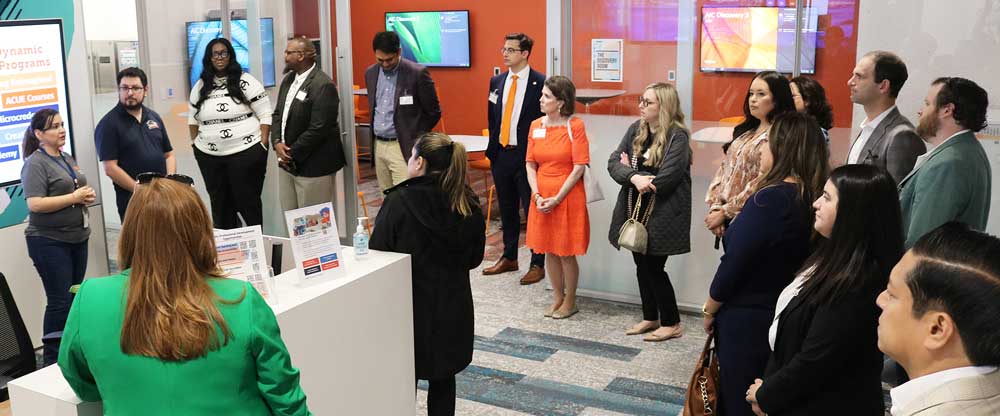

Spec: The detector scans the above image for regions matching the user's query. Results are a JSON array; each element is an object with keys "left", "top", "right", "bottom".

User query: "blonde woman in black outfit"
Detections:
[{"left": 608, "top": 82, "right": 691, "bottom": 342}]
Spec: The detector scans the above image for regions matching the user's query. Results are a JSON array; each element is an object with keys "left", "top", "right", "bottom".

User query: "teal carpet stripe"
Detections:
[
  {"left": 604, "top": 377, "right": 688, "bottom": 405},
  {"left": 473, "top": 335, "right": 559, "bottom": 362},
  {"left": 493, "top": 327, "right": 642, "bottom": 362}
]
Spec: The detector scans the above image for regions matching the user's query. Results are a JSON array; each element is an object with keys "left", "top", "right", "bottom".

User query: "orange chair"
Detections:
[
  {"left": 719, "top": 116, "right": 745, "bottom": 124},
  {"left": 353, "top": 85, "right": 372, "bottom": 180},
  {"left": 467, "top": 128, "right": 495, "bottom": 233},
  {"left": 357, "top": 191, "right": 372, "bottom": 234}
]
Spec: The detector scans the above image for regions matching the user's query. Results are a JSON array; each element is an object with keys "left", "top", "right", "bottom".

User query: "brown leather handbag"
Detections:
[{"left": 683, "top": 336, "right": 720, "bottom": 416}]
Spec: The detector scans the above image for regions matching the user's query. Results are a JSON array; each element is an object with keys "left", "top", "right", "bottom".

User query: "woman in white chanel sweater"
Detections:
[{"left": 188, "top": 37, "right": 273, "bottom": 229}]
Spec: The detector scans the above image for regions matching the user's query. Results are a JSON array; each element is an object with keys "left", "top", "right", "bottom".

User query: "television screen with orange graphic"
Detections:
[{"left": 701, "top": 7, "right": 818, "bottom": 74}]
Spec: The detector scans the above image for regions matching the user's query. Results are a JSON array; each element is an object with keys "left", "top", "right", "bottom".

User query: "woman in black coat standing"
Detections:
[
  {"left": 370, "top": 132, "right": 485, "bottom": 416},
  {"left": 608, "top": 82, "right": 691, "bottom": 342},
  {"left": 744, "top": 164, "right": 901, "bottom": 416}
]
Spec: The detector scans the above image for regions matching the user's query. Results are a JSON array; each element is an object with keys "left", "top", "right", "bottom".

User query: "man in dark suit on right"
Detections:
[
  {"left": 481, "top": 33, "right": 547, "bottom": 285},
  {"left": 271, "top": 36, "right": 345, "bottom": 212},
  {"left": 364, "top": 31, "right": 441, "bottom": 192},
  {"left": 847, "top": 51, "right": 926, "bottom": 184}
]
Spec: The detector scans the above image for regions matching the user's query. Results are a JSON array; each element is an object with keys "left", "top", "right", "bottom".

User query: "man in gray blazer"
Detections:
[
  {"left": 847, "top": 51, "right": 926, "bottom": 183},
  {"left": 877, "top": 223, "right": 1000, "bottom": 416},
  {"left": 271, "top": 37, "right": 345, "bottom": 212},
  {"left": 365, "top": 31, "right": 442, "bottom": 191}
]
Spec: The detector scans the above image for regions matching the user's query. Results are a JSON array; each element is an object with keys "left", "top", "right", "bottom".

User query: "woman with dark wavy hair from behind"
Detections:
[
  {"left": 790, "top": 76, "right": 834, "bottom": 141},
  {"left": 745, "top": 164, "right": 902, "bottom": 416},
  {"left": 187, "top": 37, "right": 273, "bottom": 229}
]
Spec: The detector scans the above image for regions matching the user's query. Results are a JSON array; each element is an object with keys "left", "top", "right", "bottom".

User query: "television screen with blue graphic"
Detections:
[
  {"left": 186, "top": 18, "right": 276, "bottom": 88},
  {"left": 385, "top": 11, "right": 470, "bottom": 68},
  {"left": 0, "top": 20, "right": 74, "bottom": 187}
]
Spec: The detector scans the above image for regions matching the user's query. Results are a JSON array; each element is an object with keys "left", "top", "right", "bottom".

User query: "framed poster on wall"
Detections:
[{"left": 591, "top": 38, "right": 623, "bottom": 82}]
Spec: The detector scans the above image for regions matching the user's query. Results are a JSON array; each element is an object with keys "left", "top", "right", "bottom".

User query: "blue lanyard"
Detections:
[{"left": 42, "top": 150, "right": 78, "bottom": 187}]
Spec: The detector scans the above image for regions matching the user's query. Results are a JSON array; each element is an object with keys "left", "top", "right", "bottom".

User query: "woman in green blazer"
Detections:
[{"left": 58, "top": 176, "right": 310, "bottom": 415}]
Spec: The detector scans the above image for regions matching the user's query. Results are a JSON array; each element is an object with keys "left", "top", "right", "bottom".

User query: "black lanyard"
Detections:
[{"left": 42, "top": 150, "right": 78, "bottom": 188}]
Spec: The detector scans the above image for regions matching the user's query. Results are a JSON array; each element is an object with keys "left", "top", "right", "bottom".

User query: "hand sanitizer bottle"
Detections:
[{"left": 353, "top": 217, "right": 369, "bottom": 256}]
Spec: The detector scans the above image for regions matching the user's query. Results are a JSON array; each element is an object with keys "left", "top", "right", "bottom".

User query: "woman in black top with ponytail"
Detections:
[{"left": 370, "top": 132, "right": 486, "bottom": 416}]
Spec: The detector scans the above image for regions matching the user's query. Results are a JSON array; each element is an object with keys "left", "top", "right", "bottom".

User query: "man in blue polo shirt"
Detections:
[{"left": 95, "top": 67, "right": 175, "bottom": 220}]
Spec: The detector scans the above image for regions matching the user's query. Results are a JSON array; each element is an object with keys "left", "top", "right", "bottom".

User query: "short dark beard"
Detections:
[
  {"left": 121, "top": 100, "right": 142, "bottom": 112},
  {"left": 916, "top": 110, "right": 940, "bottom": 140}
]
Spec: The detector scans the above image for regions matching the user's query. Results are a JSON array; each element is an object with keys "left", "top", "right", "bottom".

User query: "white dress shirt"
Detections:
[
  {"left": 890, "top": 366, "right": 998, "bottom": 415},
  {"left": 848, "top": 105, "right": 897, "bottom": 164},
  {"left": 768, "top": 267, "right": 813, "bottom": 350},
  {"left": 500, "top": 65, "right": 530, "bottom": 146},
  {"left": 280, "top": 63, "right": 316, "bottom": 143}
]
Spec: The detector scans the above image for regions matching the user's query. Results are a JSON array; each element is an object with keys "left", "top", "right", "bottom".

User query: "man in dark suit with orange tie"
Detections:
[{"left": 481, "top": 33, "right": 547, "bottom": 285}]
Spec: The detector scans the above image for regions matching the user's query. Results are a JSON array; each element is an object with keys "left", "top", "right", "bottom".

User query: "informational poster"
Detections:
[
  {"left": 591, "top": 38, "right": 623, "bottom": 82},
  {"left": 0, "top": 19, "right": 74, "bottom": 188},
  {"left": 284, "top": 202, "right": 344, "bottom": 283},
  {"left": 214, "top": 225, "right": 272, "bottom": 300}
]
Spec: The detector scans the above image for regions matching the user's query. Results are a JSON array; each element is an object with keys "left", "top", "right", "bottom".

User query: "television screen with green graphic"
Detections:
[{"left": 385, "top": 11, "right": 470, "bottom": 68}]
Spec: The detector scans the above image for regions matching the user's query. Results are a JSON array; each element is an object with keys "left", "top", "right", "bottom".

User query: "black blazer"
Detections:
[
  {"left": 485, "top": 67, "right": 545, "bottom": 162},
  {"left": 270, "top": 66, "right": 346, "bottom": 177},
  {"left": 755, "top": 283, "right": 885, "bottom": 416},
  {"left": 364, "top": 58, "right": 442, "bottom": 161}
]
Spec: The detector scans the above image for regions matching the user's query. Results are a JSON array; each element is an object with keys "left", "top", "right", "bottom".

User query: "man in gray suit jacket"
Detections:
[
  {"left": 899, "top": 77, "right": 991, "bottom": 249},
  {"left": 847, "top": 51, "right": 926, "bottom": 183},
  {"left": 877, "top": 223, "right": 1000, "bottom": 416},
  {"left": 365, "top": 31, "right": 442, "bottom": 191},
  {"left": 270, "top": 37, "right": 346, "bottom": 211}
]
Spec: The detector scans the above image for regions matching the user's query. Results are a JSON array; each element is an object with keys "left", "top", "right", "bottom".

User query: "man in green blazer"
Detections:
[{"left": 899, "top": 77, "right": 991, "bottom": 249}]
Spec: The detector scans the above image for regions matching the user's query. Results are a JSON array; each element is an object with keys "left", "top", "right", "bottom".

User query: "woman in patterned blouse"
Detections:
[{"left": 705, "top": 71, "right": 796, "bottom": 239}]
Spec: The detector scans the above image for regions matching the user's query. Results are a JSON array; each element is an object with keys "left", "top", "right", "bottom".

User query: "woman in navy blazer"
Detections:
[
  {"left": 744, "top": 164, "right": 902, "bottom": 416},
  {"left": 702, "top": 113, "right": 829, "bottom": 416}
]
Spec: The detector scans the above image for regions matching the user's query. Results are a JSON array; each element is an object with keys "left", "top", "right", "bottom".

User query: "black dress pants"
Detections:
[
  {"left": 490, "top": 147, "right": 543, "bottom": 266},
  {"left": 193, "top": 143, "right": 268, "bottom": 229},
  {"left": 419, "top": 376, "right": 456, "bottom": 416},
  {"left": 631, "top": 252, "right": 680, "bottom": 326}
]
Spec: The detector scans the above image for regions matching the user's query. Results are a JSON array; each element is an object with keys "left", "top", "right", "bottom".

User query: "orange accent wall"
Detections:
[
  {"left": 348, "top": 1, "right": 547, "bottom": 135},
  {"left": 692, "top": 0, "right": 859, "bottom": 127}
]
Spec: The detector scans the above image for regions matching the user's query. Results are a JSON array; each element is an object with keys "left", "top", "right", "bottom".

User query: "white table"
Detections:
[
  {"left": 9, "top": 247, "right": 415, "bottom": 416},
  {"left": 691, "top": 126, "right": 735, "bottom": 144},
  {"left": 449, "top": 134, "right": 488, "bottom": 153},
  {"left": 575, "top": 88, "right": 627, "bottom": 112}
]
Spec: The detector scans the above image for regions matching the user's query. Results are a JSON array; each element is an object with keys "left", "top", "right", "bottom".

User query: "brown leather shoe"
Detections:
[
  {"left": 482, "top": 257, "right": 518, "bottom": 275},
  {"left": 519, "top": 265, "right": 545, "bottom": 285}
]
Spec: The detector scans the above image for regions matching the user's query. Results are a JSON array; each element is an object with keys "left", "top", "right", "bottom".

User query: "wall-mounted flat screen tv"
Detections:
[
  {"left": 385, "top": 11, "right": 470, "bottom": 68},
  {"left": 700, "top": 7, "right": 818, "bottom": 74},
  {"left": 186, "top": 18, "right": 276, "bottom": 88}
]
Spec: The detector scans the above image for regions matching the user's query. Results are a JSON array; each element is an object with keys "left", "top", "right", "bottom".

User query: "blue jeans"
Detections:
[{"left": 25, "top": 235, "right": 88, "bottom": 365}]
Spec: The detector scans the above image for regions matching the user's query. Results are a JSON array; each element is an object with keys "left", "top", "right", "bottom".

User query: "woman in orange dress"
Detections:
[{"left": 525, "top": 75, "right": 590, "bottom": 319}]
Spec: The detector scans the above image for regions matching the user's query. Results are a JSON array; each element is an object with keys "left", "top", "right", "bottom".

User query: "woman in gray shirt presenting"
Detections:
[{"left": 20, "top": 108, "right": 95, "bottom": 365}]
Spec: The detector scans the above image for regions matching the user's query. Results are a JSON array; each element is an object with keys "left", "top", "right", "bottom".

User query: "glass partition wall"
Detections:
[{"left": 561, "top": 0, "right": 860, "bottom": 308}]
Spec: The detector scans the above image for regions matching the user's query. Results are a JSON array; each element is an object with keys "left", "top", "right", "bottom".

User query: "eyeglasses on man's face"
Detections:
[
  {"left": 500, "top": 47, "right": 523, "bottom": 55},
  {"left": 284, "top": 49, "right": 305, "bottom": 56},
  {"left": 118, "top": 86, "right": 145, "bottom": 94}
]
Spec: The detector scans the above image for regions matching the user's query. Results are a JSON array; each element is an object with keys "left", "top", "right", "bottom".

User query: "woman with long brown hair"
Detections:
[
  {"left": 370, "top": 132, "right": 486, "bottom": 416},
  {"left": 702, "top": 112, "right": 829, "bottom": 416},
  {"left": 58, "top": 178, "right": 310, "bottom": 415}
]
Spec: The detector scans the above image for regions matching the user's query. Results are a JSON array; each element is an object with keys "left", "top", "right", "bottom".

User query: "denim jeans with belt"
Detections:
[{"left": 26, "top": 235, "right": 88, "bottom": 365}]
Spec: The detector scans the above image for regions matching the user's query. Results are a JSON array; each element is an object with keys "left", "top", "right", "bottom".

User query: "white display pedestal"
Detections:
[{"left": 9, "top": 247, "right": 415, "bottom": 416}]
